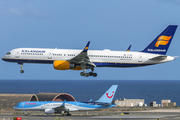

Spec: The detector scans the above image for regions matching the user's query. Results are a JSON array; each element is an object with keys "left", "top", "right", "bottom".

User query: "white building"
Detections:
[{"left": 114, "top": 98, "right": 145, "bottom": 107}]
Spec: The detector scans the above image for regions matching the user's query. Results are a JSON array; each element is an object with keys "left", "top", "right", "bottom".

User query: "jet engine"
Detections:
[
  {"left": 44, "top": 109, "right": 55, "bottom": 114},
  {"left": 53, "top": 60, "right": 82, "bottom": 70},
  {"left": 45, "top": 109, "right": 66, "bottom": 114}
]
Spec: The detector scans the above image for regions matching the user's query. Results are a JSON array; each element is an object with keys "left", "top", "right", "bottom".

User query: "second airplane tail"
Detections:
[
  {"left": 96, "top": 85, "right": 118, "bottom": 103},
  {"left": 141, "top": 25, "right": 178, "bottom": 55}
]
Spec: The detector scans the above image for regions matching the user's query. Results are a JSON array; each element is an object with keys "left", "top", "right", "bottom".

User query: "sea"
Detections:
[{"left": 0, "top": 80, "right": 179, "bottom": 106}]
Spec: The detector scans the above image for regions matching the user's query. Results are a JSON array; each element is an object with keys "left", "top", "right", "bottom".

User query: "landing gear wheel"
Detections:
[
  {"left": 80, "top": 72, "right": 85, "bottom": 76},
  {"left": 89, "top": 72, "right": 93, "bottom": 76},
  {"left": 85, "top": 73, "right": 89, "bottom": 77},
  {"left": 61, "top": 111, "right": 65, "bottom": 116},
  {"left": 67, "top": 113, "right": 71, "bottom": 116},
  {"left": 93, "top": 73, "right": 97, "bottom": 77},
  {"left": 20, "top": 70, "right": 24, "bottom": 73}
]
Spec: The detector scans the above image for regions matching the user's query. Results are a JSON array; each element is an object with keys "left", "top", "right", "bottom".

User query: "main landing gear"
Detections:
[
  {"left": 66, "top": 111, "right": 71, "bottom": 116},
  {"left": 80, "top": 72, "right": 97, "bottom": 77},
  {"left": 23, "top": 110, "right": 27, "bottom": 116},
  {"left": 19, "top": 63, "right": 24, "bottom": 73},
  {"left": 80, "top": 67, "right": 97, "bottom": 77},
  {"left": 61, "top": 111, "right": 71, "bottom": 116}
]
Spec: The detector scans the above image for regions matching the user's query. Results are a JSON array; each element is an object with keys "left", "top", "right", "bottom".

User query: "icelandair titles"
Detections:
[
  {"left": 21, "top": 50, "right": 46, "bottom": 53},
  {"left": 148, "top": 49, "right": 166, "bottom": 52}
]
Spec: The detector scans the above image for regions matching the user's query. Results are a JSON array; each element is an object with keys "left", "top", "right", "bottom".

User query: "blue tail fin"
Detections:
[
  {"left": 141, "top": 25, "right": 178, "bottom": 55},
  {"left": 96, "top": 85, "right": 118, "bottom": 103}
]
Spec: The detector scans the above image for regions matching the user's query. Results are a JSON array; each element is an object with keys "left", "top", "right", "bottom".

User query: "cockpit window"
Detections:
[
  {"left": 6, "top": 52, "right": 11, "bottom": 55},
  {"left": 15, "top": 103, "right": 19, "bottom": 107}
]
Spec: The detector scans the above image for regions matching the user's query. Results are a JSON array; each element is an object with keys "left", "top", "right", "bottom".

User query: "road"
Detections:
[{"left": 0, "top": 108, "right": 180, "bottom": 120}]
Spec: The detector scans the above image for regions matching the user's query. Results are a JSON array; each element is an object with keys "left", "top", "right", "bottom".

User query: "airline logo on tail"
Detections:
[
  {"left": 155, "top": 35, "right": 172, "bottom": 47},
  {"left": 106, "top": 91, "right": 114, "bottom": 98},
  {"left": 141, "top": 25, "right": 177, "bottom": 55},
  {"left": 85, "top": 47, "right": 89, "bottom": 50}
]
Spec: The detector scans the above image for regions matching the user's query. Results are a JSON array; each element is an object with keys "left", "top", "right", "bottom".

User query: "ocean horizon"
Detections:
[{"left": 0, "top": 80, "right": 179, "bottom": 106}]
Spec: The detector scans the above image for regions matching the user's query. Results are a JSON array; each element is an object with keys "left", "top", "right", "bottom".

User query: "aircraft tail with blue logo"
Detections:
[
  {"left": 96, "top": 85, "right": 118, "bottom": 103},
  {"left": 141, "top": 25, "right": 178, "bottom": 55}
]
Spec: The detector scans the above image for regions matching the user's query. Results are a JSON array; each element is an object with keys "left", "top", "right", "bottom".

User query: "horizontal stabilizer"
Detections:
[
  {"left": 149, "top": 56, "right": 167, "bottom": 61},
  {"left": 102, "top": 103, "right": 112, "bottom": 106}
]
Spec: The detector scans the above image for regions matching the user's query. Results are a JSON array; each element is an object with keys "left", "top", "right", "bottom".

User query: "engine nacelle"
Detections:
[
  {"left": 54, "top": 60, "right": 71, "bottom": 70},
  {"left": 45, "top": 109, "right": 55, "bottom": 114},
  {"left": 53, "top": 60, "right": 82, "bottom": 70},
  {"left": 45, "top": 109, "right": 65, "bottom": 114},
  {"left": 69, "top": 63, "right": 76, "bottom": 69}
]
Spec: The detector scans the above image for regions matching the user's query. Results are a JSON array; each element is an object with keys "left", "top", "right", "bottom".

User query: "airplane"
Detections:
[
  {"left": 2, "top": 25, "right": 178, "bottom": 77},
  {"left": 13, "top": 85, "right": 118, "bottom": 116}
]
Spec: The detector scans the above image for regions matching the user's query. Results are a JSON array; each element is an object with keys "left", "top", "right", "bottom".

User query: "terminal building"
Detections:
[
  {"left": 149, "top": 100, "right": 176, "bottom": 107},
  {"left": 0, "top": 93, "right": 76, "bottom": 109},
  {"left": 114, "top": 98, "right": 145, "bottom": 107},
  {"left": 161, "top": 100, "right": 176, "bottom": 107}
]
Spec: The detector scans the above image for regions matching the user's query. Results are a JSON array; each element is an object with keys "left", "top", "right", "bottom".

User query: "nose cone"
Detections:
[
  {"left": 13, "top": 105, "right": 19, "bottom": 110},
  {"left": 2, "top": 55, "right": 6, "bottom": 61},
  {"left": 13, "top": 106, "right": 20, "bottom": 110},
  {"left": 13, "top": 102, "right": 21, "bottom": 110},
  {"left": 1, "top": 55, "right": 9, "bottom": 62},
  {"left": 2, "top": 51, "right": 13, "bottom": 62}
]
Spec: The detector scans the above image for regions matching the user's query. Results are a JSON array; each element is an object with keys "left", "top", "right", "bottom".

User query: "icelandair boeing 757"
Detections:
[
  {"left": 2, "top": 25, "right": 178, "bottom": 77},
  {"left": 13, "top": 85, "right": 118, "bottom": 116}
]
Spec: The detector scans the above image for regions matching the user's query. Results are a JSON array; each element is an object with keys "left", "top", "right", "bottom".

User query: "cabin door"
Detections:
[
  {"left": 48, "top": 51, "right": 52, "bottom": 59},
  {"left": 138, "top": 54, "right": 143, "bottom": 62},
  {"left": 41, "top": 104, "right": 44, "bottom": 108},
  {"left": 21, "top": 103, "right": 25, "bottom": 108},
  {"left": 15, "top": 50, "right": 20, "bottom": 58}
]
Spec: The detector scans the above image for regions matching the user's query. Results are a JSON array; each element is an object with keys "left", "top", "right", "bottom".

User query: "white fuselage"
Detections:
[{"left": 2, "top": 48, "right": 175, "bottom": 68}]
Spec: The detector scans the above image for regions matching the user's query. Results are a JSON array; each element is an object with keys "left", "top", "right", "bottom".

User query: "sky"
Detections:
[{"left": 0, "top": 0, "right": 180, "bottom": 80}]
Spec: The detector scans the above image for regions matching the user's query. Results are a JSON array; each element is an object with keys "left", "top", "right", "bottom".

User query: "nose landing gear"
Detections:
[{"left": 19, "top": 63, "right": 24, "bottom": 73}]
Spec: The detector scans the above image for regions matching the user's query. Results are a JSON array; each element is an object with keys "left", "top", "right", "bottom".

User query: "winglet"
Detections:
[
  {"left": 96, "top": 85, "right": 118, "bottom": 103},
  {"left": 83, "top": 41, "right": 90, "bottom": 52},
  {"left": 62, "top": 99, "right": 66, "bottom": 106},
  {"left": 127, "top": 45, "right": 132, "bottom": 52}
]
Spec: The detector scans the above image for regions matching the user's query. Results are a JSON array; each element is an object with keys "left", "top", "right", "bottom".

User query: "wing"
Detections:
[
  {"left": 68, "top": 41, "right": 96, "bottom": 68},
  {"left": 53, "top": 100, "right": 78, "bottom": 112}
]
